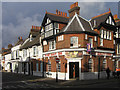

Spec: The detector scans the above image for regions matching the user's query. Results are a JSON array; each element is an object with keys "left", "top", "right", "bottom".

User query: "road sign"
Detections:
[
  {"left": 56, "top": 58, "right": 60, "bottom": 63},
  {"left": 87, "top": 43, "right": 91, "bottom": 52}
]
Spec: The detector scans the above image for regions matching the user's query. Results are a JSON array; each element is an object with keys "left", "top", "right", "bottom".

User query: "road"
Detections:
[{"left": 2, "top": 72, "right": 120, "bottom": 89}]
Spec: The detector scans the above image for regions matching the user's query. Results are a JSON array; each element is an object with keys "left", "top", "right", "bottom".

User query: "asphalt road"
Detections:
[{"left": 2, "top": 72, "right": 120, "bottom": 89}]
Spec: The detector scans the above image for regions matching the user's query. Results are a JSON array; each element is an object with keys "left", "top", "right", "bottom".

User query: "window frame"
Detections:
[{"left": 70, "top": 36, "right": 78, "bottom": 48}]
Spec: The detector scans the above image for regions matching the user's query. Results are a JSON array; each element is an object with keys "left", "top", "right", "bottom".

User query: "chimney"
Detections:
[
  {"left": 58, "top": 11, "right": 61, "bottom": 15},
  {"left": 56, "top": 9, "right": 58, "bottom": 14},
  {"left": 8, "top": 44, "right": 13, "bottom": 49},
  {"left": 65, "top": 13, "right": 67, "bottom": 17},
  {"left": 114, "top": 14, "right": 118, "bottom": 19},
  {"left": 68, "top": 2, "right": 80, "bottom": 17},
  {"left": 61, "top": 12, "right": 63, "bottom": 16},
  {"left": 32, "top": 25, "right": 33, "bottom": 29},
  {"left": 18, "top": 36, "right": 22, "bottom": 40}
]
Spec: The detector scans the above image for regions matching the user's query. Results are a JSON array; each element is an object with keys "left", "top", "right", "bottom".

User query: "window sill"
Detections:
[{"left": 70, "top": 46, "right": 78, "bottom": 48}]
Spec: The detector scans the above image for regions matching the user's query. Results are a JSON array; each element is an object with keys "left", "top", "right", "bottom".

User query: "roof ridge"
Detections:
[
  {"left": 92, "top": 11, "right": 111, "bottom": 19},
  {"left": 46, "top": 12, "right": 69, "bottom": 19}
]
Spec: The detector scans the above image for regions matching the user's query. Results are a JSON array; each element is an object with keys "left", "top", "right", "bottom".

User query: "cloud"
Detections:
[
  {"left": 79, "top": 2, "right": 107, "bottom": 20},
  {"left": 2, "top": 13, "right": 41, "bottom": 48}
]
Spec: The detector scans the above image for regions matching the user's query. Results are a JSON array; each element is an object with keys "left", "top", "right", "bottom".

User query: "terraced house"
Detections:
[{"left": 1, "top": 2, "right": 120, "bottom": 80}]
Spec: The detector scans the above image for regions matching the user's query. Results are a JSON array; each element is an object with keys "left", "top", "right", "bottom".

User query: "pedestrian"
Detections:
[{"left": 106, "top": 67, "right": 111, "bottom": 79}]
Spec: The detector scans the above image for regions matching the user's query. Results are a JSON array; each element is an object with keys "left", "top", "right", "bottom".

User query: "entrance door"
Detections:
[{"left": 69, "top": 62, "right": 79, "bottom": 79}]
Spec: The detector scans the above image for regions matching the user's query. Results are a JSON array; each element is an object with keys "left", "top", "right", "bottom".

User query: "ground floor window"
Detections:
[
  {"left": 48, "top": 60, "right": 51, "bottom": 72},
  {"left": 102, "top": 59, "right": 106, "bottom": 71},
  {"left": 88, "top": 58, "right": 92, "bottom": 72},
  {"left": 36, "top": 61, "right": 39, "bottom": 72},
  {"left": 40, "top": 61, "right": 43, "bottom": 72}
]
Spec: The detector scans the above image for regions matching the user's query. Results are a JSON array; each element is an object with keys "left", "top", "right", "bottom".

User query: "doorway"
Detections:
[{"left": 69, "top": 62, "right": 79, "bottom": 79}]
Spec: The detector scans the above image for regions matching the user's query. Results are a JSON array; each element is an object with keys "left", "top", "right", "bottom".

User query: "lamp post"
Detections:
[
  {"left": 56, "top": 57, "right": 59, "bottom": 82},
  {"left": 98, "top": 56, "right": 100, "bottom": 79},
  {"left": 28, "top": 50, "right": 30, "bottom": 75}
]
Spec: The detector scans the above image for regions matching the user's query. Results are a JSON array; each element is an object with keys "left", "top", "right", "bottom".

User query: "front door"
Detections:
[{"left": 69, "top": 62, "right": 79, "bottom": 79}]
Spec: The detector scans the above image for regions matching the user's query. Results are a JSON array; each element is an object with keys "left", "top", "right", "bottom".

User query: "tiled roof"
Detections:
[
  {"left": 61, "top": 14, "right": 98, "bottom": 35},
  {"left": 90, "top": 11, "right": 111, "bottom": 28},
  {"left": 42, "top": 12, "right": 69, "bottom": 26},
  {"left": 20, "top": 34, "right": 41, "bottom": 49}
]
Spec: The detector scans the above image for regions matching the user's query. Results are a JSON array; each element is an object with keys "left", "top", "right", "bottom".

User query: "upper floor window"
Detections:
[
  {"left": 85, "top": 34, "right": 87, "bottom": 40},
  {"left": 109, "top": 32, "right": 112, "bottom": 40},
  {"left": 93, "top": 20, "right": 96, "bottom": 27},
  {"left": 33, "top": 47, "right": 38, "bottom": 56},
  {"left": 16, "top": 50, "right": 19, "bottom": 58},
  {"left": 58, "top": 35, "right": 64, "bottom": 41},
  {"left": 100, "top": 30, "right": 103, "bottom": 38},
  {"left": 104, "top": 30, "right": 106, "bottom": 39},
  {"left": 94, "top": 36, "right": 97, "bottom": 41},
  {"left": 49, "top": 40, "right": 56, "bottom": 50},
  {"left": 88, "top": 38, "right": 93, "bottom": 48},
  {"left": 107, "top": 31, "right": 109, "bottom": 39},
  {"left": 70, "top": 37, "right": 78, "bottom": 48},
  {"left": 117, "top": 44, "right": 120, "bottom": 54},
  {"left": 23, "top": 49, "right": 27, "bottom": 58},
  {"left": 100, "top": 38, "right": 103, "bottom": 46},
  {"left": 54, "top": 23, "right": 59, "bottom": 29},
  {"left": 11, "top": 52, "right": 14, "bottom": 59},
  {"left": 43, "top": 40, "right": 47, "bottom": 46}
]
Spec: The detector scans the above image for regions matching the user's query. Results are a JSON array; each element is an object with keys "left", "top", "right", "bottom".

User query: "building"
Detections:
[
  {"left": 1, "top": 2, "right": 120, "bottom": 80},
  {"left": 10, "top": 37, "right": 24, "bottom": 73},
  {"left": 113, "top": 14, "right": 120, "bottom": 70},
  {"left": 41, "top": 2, "right": 117, "bottom": 80},
  {"left": 19, "top": 26, "right": 43, "bottom": 76}
]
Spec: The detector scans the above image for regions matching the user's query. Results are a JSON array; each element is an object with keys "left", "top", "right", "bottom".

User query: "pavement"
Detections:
[{"left": 1, "top": 72, "right": 120, "bottom": 89}]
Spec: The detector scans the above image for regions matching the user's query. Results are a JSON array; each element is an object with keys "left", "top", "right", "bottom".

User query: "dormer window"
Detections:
[
  {"left": 54, "top": 23, "right": 59, "bottom": 29},
  {"left": 30, "top": 34, "right": 33, "bottom": 41},
  {"left": 93, "top": 20, "right": 96, "bottom": 27}
]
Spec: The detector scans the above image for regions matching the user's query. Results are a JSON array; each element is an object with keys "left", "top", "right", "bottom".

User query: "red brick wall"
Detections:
[
  {"left": 44, "top": 55, "right": 67, "bottom": 72},
  {"left": 81, "top": 55, "right": 114, "bottom": 72}
]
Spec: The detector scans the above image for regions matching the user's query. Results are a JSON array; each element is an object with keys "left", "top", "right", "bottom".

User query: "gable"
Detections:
[{"left": 106, "top": 15, "right": 115, "bottom": 25}]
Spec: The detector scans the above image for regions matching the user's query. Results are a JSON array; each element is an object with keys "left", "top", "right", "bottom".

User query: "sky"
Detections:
[{"left": 1, "top": 1, "right": 119, "bottom": 48}]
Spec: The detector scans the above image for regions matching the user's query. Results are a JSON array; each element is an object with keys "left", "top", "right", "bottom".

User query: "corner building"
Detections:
[{"left": 41, "top": 2, "right": 117, "bottom": 80}]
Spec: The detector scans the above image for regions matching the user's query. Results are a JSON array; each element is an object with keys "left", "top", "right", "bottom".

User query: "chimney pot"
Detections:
[
  {"left": 65, "top": 13, "right": 67, "bottom": 17},
  {"left": 114, "top": 14, "right": 118, "bottom": 19},
  {"left": 36, "top": 26, "right": 37, "bottom": 29},
  {"left": 61, "top": 12, "right": 62, "bottom": 16},
  {"left": 56, "top": 9, "right": 58, "bottom": 14},
  {"left": 34, "top": 26, "right": 35, "bottom": 29},
  {"left": 58, "top": 11, "right": 60, "bottom": 15},
  {"left": 63, "top": 12, "right": 65, "bottom": 17}
]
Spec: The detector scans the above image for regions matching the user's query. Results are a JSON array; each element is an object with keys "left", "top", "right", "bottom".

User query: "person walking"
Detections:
[{"left": 106, "top": 67, "right": 111, "bottom": 79}]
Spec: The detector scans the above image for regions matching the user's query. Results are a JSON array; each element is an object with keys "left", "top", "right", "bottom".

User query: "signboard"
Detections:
[
  {"left": 45, "top": 52, "right": 64, "bottom": 57},
  {"left": 96, "top": 52, "right": 112, "bottom": 56},
  {"left": 87, "top": 43, "right": 91, "bottom": 52},
  {"left": 65, "top": 51, "right": 82, "bottom": 58}
]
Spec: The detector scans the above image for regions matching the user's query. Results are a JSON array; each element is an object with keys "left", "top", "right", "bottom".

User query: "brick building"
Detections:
[{"left": 41, "top": 2, "right": 118, "bottom": 80}]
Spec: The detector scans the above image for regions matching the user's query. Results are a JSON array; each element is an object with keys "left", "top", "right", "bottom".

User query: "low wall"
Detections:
[{"left": 81, "top": 71, "right": 113, "bottom": 80}]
